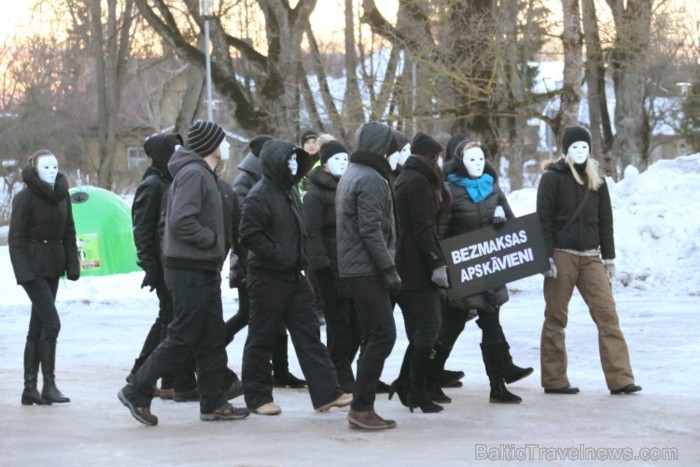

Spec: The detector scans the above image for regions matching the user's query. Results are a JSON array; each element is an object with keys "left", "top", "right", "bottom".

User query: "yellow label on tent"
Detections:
[{"left": 77, "top": 233, "right": 101, "bottom": 270}]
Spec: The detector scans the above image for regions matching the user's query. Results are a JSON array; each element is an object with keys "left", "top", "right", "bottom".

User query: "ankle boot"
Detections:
[
  {"left": 39, "top": 339, "right": 70, "bottom": 403},
  {"left": 272, "top": 334, "right": 306, "bottom": 388},
  {"left": 502, "top": 340, "right": 534, "bottom": 384},
  {"left": 480, "top": 342, "right": 521, "bottom": 404},
  {"left": 388, "top": 344, "right": 411, "bottom": 407},
  {"left": 22, "top": 340, "right": 49, "bottom": 405},
  {"left": 407, "top": 346, "right": 443, "bottom": 413}
]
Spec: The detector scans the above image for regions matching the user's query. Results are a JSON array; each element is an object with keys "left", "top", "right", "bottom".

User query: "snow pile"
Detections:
[{"left": 506, "top": 153, "right": 700, "bottom": 296}]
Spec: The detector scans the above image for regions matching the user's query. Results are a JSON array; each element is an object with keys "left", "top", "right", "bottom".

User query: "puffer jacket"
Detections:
[
  {"left": 336, "top": 122, "right": 396, "bottom": 278},
  {"left": 239, "top": 140, "right": 311, "bottom": 276},
  {"left": 302, "top": 167, "right": 339, "bottom": 272},
  {"left": 9, "top": 166, "right": 80, "bottom": 284},
  {"left": 162, "top": 147, "right": 226, "bottom": 271},
  {"left": 536, "top": 157, "right": 614, "bottom": 259}
]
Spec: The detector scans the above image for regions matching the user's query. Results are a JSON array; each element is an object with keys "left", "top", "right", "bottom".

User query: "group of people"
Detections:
[{"left": 8, "top": 120, "right": 641, "bottom": 431}]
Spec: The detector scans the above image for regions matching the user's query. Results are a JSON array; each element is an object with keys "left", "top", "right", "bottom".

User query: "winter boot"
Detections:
[
  {"left": 502, "top": 340, "right": 533, "bottom": 384},
  {"left": 272, "top": 334, "right": 306, "bottom": 388},
  {"left": 431, "top": 340, "right": 465, "bottom": 388},
  {"left": 388, "top": 344, "right": 411, "bottom": 407},
  {"left": 21, "top": 340, "right": 49, "bottom": 405},
  {"left": 407, "top": 346, "right": 444, "bottom": 413},
  {"left": 39, "top": 339, "right": 70, "bottom": 404},
  {"left": 480, "top": 342, "right": 521, "bottom": 404}
]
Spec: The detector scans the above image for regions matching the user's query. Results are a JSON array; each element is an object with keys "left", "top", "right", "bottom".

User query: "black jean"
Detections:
[
  {"left": 129, "top": 268, "right": 227, "bottom": 413},
  {"left": 397, "top": 288, "right": 441, "bottom": 348},
  {"left": 22, "top": 277, "right": 60, "bottom": 343},
  {"left": 440, "top": 304, "right": 502, "bottom": 347},
  {"left": 346, "top": 275, "right": 396, "bottom": 412},
  {"left": 225, "top": 282, "right": 250, "bottom": 344},
  {"left": 316, "top": 271, "right": 362, "bottom": 393},
  {"left": 242, "top": 270, "right": 340, "bottom": 410}
]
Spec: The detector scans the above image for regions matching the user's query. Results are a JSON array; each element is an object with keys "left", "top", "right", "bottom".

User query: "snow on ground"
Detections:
[{"left": 0, "top": 155, "right": 699, "bottom": 465}]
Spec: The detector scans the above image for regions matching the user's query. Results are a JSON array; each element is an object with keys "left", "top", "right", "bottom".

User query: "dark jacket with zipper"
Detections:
[
  {"left": 239, "top": 140, "right": 311, "bottom": 278},
  {"left": 163, "top": 147, "right": 226, "bottom": 271},
  {"left": 302, "top": 167, "right": 339, "bottom": 273},
  {"left": 9, "top": 167, "right": 80, "bottom": 284},
  {"left": 395, "top": 155, "right": 446, "bottom": 290},
  {"left": 536, "top": 157, "right": 615, "bottom": 259}
]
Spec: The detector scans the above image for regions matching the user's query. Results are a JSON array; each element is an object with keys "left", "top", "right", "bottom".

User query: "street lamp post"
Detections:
[{"left": 201, "top": 0, "right": 213, "bottom": 122}]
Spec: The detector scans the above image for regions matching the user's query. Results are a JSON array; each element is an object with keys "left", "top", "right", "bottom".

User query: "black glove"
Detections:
[
  {"left": 228, "top": 254, "right": 246, "bottom": 288},
  {"left": 66, "top": 265, "right": 80, "bottom": 281},
  {"left": 141, "top": 273, "right": 160, "bottom": 292},
  {"left": 382, "top": 267, "right": 402, "bottom": 293}
]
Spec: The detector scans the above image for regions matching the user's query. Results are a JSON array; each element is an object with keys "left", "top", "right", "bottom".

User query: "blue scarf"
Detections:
[{"left": 447, "top": 173, "right": 493, "bottom": 203}]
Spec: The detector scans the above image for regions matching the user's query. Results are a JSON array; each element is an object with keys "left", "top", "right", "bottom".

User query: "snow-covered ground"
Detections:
[{"left": 1, "top": 155, "right": 699, "bottom": 466}]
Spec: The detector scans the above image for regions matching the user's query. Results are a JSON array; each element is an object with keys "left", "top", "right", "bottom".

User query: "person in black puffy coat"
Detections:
[
  {"left": 436, "top": 139, "right": 532, "bottom": 404},
  {"left": 9, "top": 150, "right": 80, "bottom": 406}
]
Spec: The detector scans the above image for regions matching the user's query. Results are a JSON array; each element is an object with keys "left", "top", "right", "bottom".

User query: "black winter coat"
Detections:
[
  {"left": 132, "top": 166, "right": 170, "bottom": 279},
  {"left": 302, "top": 167, "right": 339, "bottom": 273},
  {"left": 9, "top": 166, "right": 80, "bottom": 284},
  {"left": 232, "top": 152, "right": 261, "bottom": 208},
  {"left": 395, "top": 156, "right": 446, "bottom": 290},
  {"left": 536, "top": 158, "right": 615, "bottom": 259},
  {"left": 438, "top": 161, "right": 513, "bottom": 311},
  {"left": 239, "top": 140, "right": 311, "bottom": 276}
]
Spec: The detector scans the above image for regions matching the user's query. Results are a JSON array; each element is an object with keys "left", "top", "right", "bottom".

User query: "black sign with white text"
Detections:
[{"left": 439, "top": 213, "right": 550, "bottom": 300}]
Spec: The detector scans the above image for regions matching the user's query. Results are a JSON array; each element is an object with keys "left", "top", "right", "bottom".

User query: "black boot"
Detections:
[
  {"left": 388, "top": 344, "right": 411, "bottom": 407},
  {"left": 272, "top": 334, "right": 306, "bottom": 388},
  {"left": 480, "top": 343, "right": 521, "bottom": 404},
  {"left": 502, "top": 340, "right": 533, "bottom": 384},
  {"left": 22, "top": 340, "right": 49, "bottom": 405},
  {"left": 39, "top": 339, "right": 70, "bottom": 403},
  {"left": 407, "top": 346, "right": 444, "bottom": 413},
  {"left": 431, "top": 340, "right": 464, "bottom": 388}
]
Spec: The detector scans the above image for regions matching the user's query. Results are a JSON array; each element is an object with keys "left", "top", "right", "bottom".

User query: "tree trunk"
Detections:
[{"left": 557, "top": 0, "right": 583, "bottom": 148}]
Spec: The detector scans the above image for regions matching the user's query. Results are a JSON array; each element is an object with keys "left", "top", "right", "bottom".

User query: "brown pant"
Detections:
[{"left": 540, "top": 251, "right": 635, "bottom": 390}]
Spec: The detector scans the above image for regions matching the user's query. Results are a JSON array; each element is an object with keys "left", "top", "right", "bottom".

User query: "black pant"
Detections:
[
  {"left": 440, "top": 304, "right": 502, "bottom": 347},
  {"left": 346, "top": 275, "right": 396, "bottom": 411},
  {"left": 22, "top": 277, "right": 60, "bottom": 343},
  {"left": 316, "top": 271, "right": 362, "bottom": 393},
  {"left": 225, "top": 283, "right": 250, "bottom": 343},
  {"left": 397, "top": 288, "right": 441, "bottom": 348},
  {"left": 130, "top": 268, "right": 227, "bottom": 413},
  {"left": 242, "top": 270, "right": 340, "bottom": 410}
]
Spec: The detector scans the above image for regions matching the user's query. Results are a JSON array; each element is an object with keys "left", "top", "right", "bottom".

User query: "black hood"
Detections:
[
  {"left": 238, "top": 151, "right": 262, "bottom": 180},
  {"left": 355, "top": 122, "right": 394, "bottom": 158},
  {"left": 168, "top": 146, "right": 212, "bottom": 178},
  {"left": 144, "top": 133, "right": 183, "bottom": 178},
  {"left": 445, "top": 134, "right": 469, "bottom": 162},
  {"left": 21, "top": 164, "right": 70, "bottom": 202},
  {"left": 259, "top": 140, "right": 311, "bottom": 190}
]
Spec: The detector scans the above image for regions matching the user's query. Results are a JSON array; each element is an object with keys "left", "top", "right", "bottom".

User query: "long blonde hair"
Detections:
[{"left": 564, "top": 154, "right": 603, "bottom": 190}]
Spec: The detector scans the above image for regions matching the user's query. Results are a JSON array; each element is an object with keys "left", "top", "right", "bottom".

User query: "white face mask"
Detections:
[
  {"left": 387, "top": 152, "right": 399, "bottom": 171},
  {"left": 288, "top": 153, "right": 298, "bottom": 176},
  {"left": 219, "top": 139, "right": 230, "bottom": 161},
  {"left": 398, "top": 143, "right": 411, "bottom": 166},
  {"left": 567, "top": 141, "right": 589, "bottom": 164},
  {"left": 326, "top": 153, "right": 349, "bottom": 177},
  {"left": 36, "top": 155, "right": 59, "bottom": 185},
  {"left": 437, "top": 156, "right": 444, "bottom": 169},
  {"left": 462, "top": 147, "right": 485, "bottom": 178}
]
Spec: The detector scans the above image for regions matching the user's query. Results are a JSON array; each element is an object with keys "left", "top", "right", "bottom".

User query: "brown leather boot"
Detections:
[{"left": 347, "top": 409, "right": 397, "bottom": 430}]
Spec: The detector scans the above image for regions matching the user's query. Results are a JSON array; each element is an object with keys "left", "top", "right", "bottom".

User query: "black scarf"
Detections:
[{"left": 350, "top": 151, "right": 392, "bottom": 183}]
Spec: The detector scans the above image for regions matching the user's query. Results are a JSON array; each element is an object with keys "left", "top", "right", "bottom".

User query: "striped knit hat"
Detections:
[{"left": 187, "top": 120, "right": 226, "bottom": 157}]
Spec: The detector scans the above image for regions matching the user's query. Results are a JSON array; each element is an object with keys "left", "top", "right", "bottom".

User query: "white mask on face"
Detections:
[
  {"left": 387, "top": 152, "right": 399, "bottom": 171},
  {"left": 437, "top": 156, "right": 444, "bottom": 169},
  {"left": 36, "top": 155, "right": 59, "bottom": 185},
  {"left": 288, "top": 153, "right": 298, "bottom": 176},
  {"left": 326, "top": 153, "right": 349, "bottom": 177},
  {"left": 567, "top": 141, "right": 589, "bottom": 164},
  {"left": 462, "top": 147, "right": 485, "bottom": 178},
  {"left": 219, "top": 139, "right": 230, "bottom": 161},
  {"left": 398, "top": 143, "right": 411, "bottom": 166}
]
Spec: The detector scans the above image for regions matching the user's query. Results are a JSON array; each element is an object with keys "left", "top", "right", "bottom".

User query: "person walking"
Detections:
[
  {"left": 336, "top": 122, "right": 400, "bottom": 430},
  {"left": 537, "top": 125, "right": 641, "bottom": 396},
  {"left": 239, "top": 139, "right": 351, "bottom": 416},
  {"left": 118, "top": 120, "right": 249, "bottom": 425},
  {"left": 10, "top": 150, "right": 80, "bottom": 406}
]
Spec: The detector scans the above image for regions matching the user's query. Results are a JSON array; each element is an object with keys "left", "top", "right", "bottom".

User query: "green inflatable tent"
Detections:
[{"left": 69, "top": 186, "right": 140, "bottom": 277}]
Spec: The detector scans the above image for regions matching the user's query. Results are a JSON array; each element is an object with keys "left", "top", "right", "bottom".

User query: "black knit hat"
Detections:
[
  {"left": 300, "top": 130, "right": 318, "bottom": 146},
  {"left": 187, "top": 120, "right": 226, "bottom": 157},
  {"left": 411, "top": 132, "right": 443, "bottom": 158},
  {"left": 320, "top": 140, "right": 348, "bottom": 165},
  {"left": 249, "top": 135, "right": 273, "bottom": 157},
  {"left": 562, "top": 126, "right": 591, "bottom": 155}
]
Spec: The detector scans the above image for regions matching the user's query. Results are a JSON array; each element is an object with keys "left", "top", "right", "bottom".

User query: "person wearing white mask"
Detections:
[
  {"left": 537, "top": 125, "right": 640, "bottom": 396},
  {"left": 9, "top": 150, "right": 80, "bottom": 406},
  {"left": 303, "top": 141, "right": 361, "bottom": 395},
  {"left": 436, "top": 139, "right": 532, "bottom": 404}
]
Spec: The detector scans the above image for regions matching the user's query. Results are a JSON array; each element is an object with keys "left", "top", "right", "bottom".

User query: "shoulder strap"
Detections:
[{"left": 557, "top": 186, "right": 590, "bottom": 236}]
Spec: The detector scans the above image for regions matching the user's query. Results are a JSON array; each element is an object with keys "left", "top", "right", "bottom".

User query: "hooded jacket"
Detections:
[
  {"left": 232, "top": 151, "right": 262, "bottom": 208},
  {"left": 132, "top": 133, "right": 181, "bottom": 279},
  {"left": 302, "top": 167, "right": 339, "bottom": 272},
  {"left": 395, "top": 156, "right": 446, "bottom": 290},
  {"left": 9, "top": 166, "right": 80, "bottom": 284},
  {"left": 336, "top": 122, "right": 396, "bottom": 277},
  {"left": 239, "top": 140, "right": 311, "bottom": 277},
  {"left": 162, "top": 147, "right": 225, "bottom": 271},
  {"left": 536, "top": 158, "right": 614, "bottom": 259}
]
